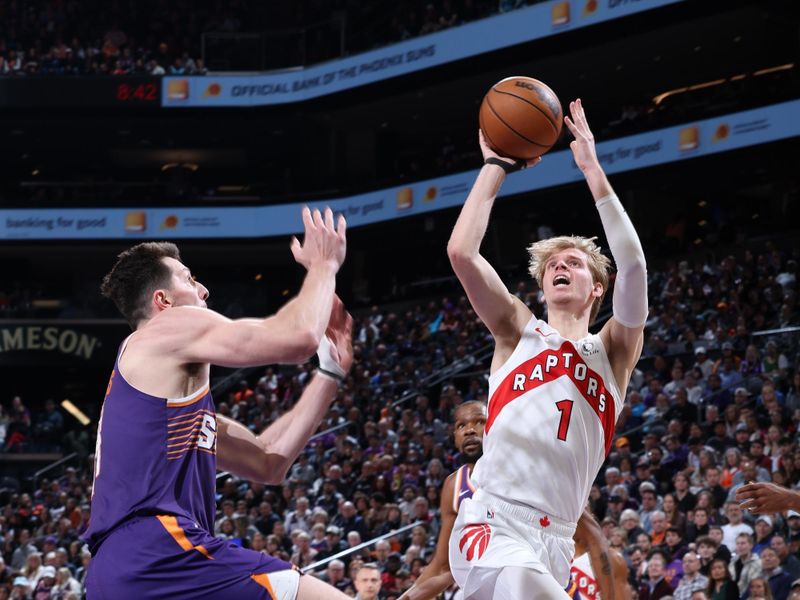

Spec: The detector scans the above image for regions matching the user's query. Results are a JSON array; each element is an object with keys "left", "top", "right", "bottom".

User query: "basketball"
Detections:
[{"left": 479, "top": 76, "right": 563, "bottom": 161}]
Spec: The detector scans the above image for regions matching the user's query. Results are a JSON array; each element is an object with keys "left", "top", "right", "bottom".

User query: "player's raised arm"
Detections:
[
  {"left": 447, "top": 131, "right": 540, "bottom": 351},
  {"left": 149, "top": 207, "right": 346, "bottom": 368},
  {"left": 565, "top": 99, "right": 647, "bottom": 380},
  {"left": 216, "top": 297, "right": 353, "bottom": 484}
]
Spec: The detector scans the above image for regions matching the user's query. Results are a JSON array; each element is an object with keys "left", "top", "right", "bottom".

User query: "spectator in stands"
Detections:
[
  {"left": 730, "top": 532, "right": 761, "bottom": 596},
  {"left": 763, "top": 341, "right": 790, "bottom": 381},
  {"left": 639, "top": 550, "right": 674, "bottom": 600},
  {"left": 285, "top": 496, "right": 312, "bottom": 535},
  {"left": 290, "top": 531, "right": 317, "bottom": 570},
  {"left": 32, "top": 565, "right": 56, "bottom": 597},
  {"left": 11, "top": 575, "right": 31, "bottom": 599},
  {"left": 33, "top": 399, "right": 64, "bottom": 451},
  {"left": 315, "top": 559, "right": 351, "bottom": 592},
  {"left": 721, "top": 500, "right": 753, "bottom": 553},
  {"left": 0, "top": 556, "right": 11, "bottom": 588},
  {"left": 674, "top": 552, "right": 709, "bottom": 600},
  {"left": 706, "top": 557, "right": 739, "bottom": 600},
  {"left": 333, "top": 501, "right": 368, "bottom": 540},
  {"left": 749, "top": 576, "right": 776, "bottom": 600},
  {"left": 771, "top": 535, "right": 800, "bottom": 581},
  {"left": 754, "top": 516, "right": 776, "bottom": 555},
  {"left": 21, "top": 553, "right": 42, "bottom": 589},
  {"left": 695, "top": 348, "right": 714, "bottom": 379},
  {"left": 758, "top": 547, "right": 794, "bottom": 600}
]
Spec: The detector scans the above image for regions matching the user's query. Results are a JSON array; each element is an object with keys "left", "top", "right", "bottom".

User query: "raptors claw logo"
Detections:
[{"left": 459, "top": 523, "right": 492, "bottom": 561}]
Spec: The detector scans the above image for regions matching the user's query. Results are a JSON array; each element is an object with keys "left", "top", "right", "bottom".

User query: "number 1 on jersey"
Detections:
[{"left": 555, "top": 399, "right": 573, "bottom": 441}]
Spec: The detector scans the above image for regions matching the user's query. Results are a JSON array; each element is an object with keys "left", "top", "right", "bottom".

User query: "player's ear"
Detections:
[
  {"left": 153, "top": 289, "right": 172, "bottom": 310},
  {"left": 592, "top": 282, "right": 603, "bottom": 298}
]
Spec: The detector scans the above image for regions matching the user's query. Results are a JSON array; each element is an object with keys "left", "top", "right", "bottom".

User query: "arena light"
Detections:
[
  {"left": 61, "top": 399, "right": 91, "bottom": 426},
  {"left": 753, "top": 63, "right": 794, "bottom": 77},
  {"left": 653, "top": 64, "right": 794, "bottom": 105}
]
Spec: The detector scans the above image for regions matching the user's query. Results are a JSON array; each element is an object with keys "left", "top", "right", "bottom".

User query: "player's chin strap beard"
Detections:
[{"left": 459, "top": 448, "right": 483, "bottom": 465}]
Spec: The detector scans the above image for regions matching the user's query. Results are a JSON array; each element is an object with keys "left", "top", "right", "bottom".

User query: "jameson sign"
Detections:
[{"left": 0, "top": 321, "right": 128, "bottom": 365}]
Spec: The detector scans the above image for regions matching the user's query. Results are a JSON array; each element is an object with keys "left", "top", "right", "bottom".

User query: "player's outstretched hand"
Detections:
[
  {"left": 478, "top": 130, "right": 541, "bottom": 170},
  {"left": 564, "top": 98, "right": 601, "bottom": 174},
  {"left": 290, "top": 206, "right": 347, "bottom": 271},
  {"left": 736, "top": 481, "right": 800, "bottom": 514},
  {"left": 323, "top": 295, "right": 354, "bottom": 374}
]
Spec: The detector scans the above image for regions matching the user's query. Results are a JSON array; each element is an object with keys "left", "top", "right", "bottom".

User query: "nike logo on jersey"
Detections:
[{"left": 534, "top": 327, "right": 557, "bottom": 338}]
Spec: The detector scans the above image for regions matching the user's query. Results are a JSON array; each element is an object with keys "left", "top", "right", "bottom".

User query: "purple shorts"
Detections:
[{"left": 86, "top": 514, "right": 298, "bottom": 599}]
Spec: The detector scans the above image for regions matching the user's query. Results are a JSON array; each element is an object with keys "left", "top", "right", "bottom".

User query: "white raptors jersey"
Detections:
[
  {"left": 471, "top": 316, "right": 623, "bottom": 524},
  {"left": 571, "top": 553, "right": 600, "bottom": 599}
]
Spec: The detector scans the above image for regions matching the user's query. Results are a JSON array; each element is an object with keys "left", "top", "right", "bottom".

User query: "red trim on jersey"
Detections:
[{"left": 486, "top": 341, "right": 616, "bottom": 455}]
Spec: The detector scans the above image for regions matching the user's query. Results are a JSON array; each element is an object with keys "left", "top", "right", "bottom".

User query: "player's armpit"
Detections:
[{"left": 147, "top": 306, "right": 319, "bottom": 368}]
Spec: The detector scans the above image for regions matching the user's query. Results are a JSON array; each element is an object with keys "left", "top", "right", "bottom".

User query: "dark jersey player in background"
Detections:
[
  {"left": 399, "top": 400, "right": 487, "bottom": 600},
  {"left": 83, "top": 207, "right": 353, "bottom": 600}
]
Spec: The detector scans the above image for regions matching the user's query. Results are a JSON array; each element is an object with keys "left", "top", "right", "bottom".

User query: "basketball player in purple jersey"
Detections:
[
  {"left": 399, "top": 400, "right": 487, "bottom": 600},
  {"left": 83, "top": 207, "right": 353, "bottom": 599},
  {"left": 447, "top": 99, "right": 647, "bottom": 599}
]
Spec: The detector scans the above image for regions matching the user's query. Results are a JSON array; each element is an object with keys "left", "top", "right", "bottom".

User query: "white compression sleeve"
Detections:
[{"left": 596, "top": 194, "right": 648, "bottom": 328}]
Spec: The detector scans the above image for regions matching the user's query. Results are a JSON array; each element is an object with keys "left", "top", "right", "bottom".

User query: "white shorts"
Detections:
[{"left": 449, "top": 490, "right": 576, "bottom": 598}]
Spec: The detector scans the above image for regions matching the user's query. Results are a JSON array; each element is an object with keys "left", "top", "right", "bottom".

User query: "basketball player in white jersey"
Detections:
[{"left": 446, "top": 98, "right": 647, "bottom": 599}]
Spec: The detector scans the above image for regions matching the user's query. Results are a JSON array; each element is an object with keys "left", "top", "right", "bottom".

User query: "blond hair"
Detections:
[{"left": 528, "top": 235, "right": 612, "bottom": 323}]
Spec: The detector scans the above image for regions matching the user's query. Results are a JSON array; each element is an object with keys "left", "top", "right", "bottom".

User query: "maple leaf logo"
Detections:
[
  {"left": 459, "top": 523, "right": 492, "bottom": 561},
  {"left": 539, "top": 515, "right": 551, "bottom": 528}
]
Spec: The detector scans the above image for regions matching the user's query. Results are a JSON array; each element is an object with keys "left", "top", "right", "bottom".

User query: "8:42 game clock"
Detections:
[{"left": 115, "top": 80, "right": 160, "bottom": 104}]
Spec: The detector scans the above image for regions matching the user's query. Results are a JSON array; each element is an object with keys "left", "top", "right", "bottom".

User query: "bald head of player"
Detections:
[
  {"left": 454, "top": 401, "right": 486, "bottom": 464},
  {"left": 101, "top": 242, "right": 209, "bottom": 329}
]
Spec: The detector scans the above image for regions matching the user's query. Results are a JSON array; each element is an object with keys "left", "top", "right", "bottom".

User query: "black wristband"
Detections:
[
  {"left": 317, "top": 367, "right": 345, "bottom": 383},
  {"left": 484, "top": 157, "right": 526, "bottom": 174}
]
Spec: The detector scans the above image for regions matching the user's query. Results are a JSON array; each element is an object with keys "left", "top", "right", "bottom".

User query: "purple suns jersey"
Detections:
[
  {"left": 452, "top": 464, "right": 476, "bottom": 513},
  {"left": 83, "top": 340, "right": 218, "bottom": 554}
]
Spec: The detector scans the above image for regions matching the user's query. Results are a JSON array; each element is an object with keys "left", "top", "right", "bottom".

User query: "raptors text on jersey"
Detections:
[{"left": 471, "top": 317, "right": 623, "bottom": 524}]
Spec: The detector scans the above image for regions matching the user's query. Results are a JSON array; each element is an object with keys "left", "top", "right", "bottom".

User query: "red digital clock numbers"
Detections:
[{"left": 116, "top": 82, "right": 159, "bottom": 103}]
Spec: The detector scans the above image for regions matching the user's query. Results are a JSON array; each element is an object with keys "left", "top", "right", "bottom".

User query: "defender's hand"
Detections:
[{"left": 290, "top": 206, "right": 347, "bottom": 271}]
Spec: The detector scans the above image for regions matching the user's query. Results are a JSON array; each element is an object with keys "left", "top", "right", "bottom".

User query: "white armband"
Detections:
[
  {"left": 596, "top": 194, "right": 648, "bottom": 328},
  {"left": 317, "top": 335, "right": 346, "bottom": 380}
]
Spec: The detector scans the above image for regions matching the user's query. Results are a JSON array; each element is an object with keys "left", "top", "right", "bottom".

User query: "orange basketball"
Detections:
[{"left": 479, "top": 76, "right": 563, "bottom": 161}]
